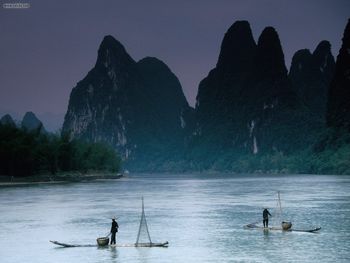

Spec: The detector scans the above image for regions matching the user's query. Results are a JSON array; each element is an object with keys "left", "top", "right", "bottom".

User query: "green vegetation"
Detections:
[
  {"left": 126, "top": 128, "right": 350, "bottom": 175},
  {"left": 310, "top": 128, "right": 350, "bottom": 175},
  {"left": 209, "top": 134, "right": 350, "bottom": 175},
  {"left": 1, "top": 120, "right": 349, "bottom": 176},
  {"left": 0, "top": 124, "right": 121, "bottom": 177}
]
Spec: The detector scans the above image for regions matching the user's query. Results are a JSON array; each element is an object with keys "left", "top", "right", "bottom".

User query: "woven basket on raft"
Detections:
[
  {"left": 282, "top": 221, "right": 292, "bottom": 230},
  {"left": 96, "top": 237, "right": 109, "bottom": 246}
]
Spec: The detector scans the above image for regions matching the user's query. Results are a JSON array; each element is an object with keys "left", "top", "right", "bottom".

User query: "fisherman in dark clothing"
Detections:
[
  {"left": 263, "top": 208, "right": 272, "bottom": 228},
  {"left": 110, "top": 217, "right": 119, "bottom": 245}
]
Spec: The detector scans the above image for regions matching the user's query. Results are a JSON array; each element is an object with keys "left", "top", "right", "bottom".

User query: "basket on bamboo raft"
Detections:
[
  {"left": 282, "top": 221, "right": 292, "bottom": 230},
  {"left": 96, "top": 237, "right": 109, "bottom": 246}
]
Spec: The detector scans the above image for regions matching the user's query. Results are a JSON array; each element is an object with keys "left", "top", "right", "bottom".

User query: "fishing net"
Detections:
[
  {"left": 135, "top": 197, "right": 152, "bottom": 245},
  {"left": 271, "top": 191, "right": 291, "bottom": 228},
  {"left": 271, "top": 191, "right": 283, "bottom": 226}
]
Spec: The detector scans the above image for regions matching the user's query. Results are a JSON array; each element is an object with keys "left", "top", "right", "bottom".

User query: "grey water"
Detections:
[{"left": 0, "top": 174, "right": 350, "bottom": 263}]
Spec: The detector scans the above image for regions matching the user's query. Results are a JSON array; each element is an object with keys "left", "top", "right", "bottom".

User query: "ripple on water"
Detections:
[{"left": 0, "top": 174, "right": 349, "bottom": 263}]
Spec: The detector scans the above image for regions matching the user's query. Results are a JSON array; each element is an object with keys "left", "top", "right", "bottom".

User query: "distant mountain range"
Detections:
[
  {"left": 58, "top": 19, "right": 350, "bottom": 172},
  {"left": 0, "top": 110, "right": 63, "bottom": 132},
  {"left": 0, "top": 111, "right": 46, "bottom": 133},
  {"left": 195, "top": 22, "right": 333, "bottom": 157}
]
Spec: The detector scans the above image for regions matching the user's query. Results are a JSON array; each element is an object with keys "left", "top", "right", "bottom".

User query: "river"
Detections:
[{"left": 0, "top": 174, "right": 349, "bottom": 262}]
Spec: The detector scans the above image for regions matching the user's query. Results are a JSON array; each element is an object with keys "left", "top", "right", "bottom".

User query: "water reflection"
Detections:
[
  {"left": 263, "top": 229, "right": 270, "bottom": 240},
  {"left": 109, "top": 246, "right": 118, "bottom": 260}
]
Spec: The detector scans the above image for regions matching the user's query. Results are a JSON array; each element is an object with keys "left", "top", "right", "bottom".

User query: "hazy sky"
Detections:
[{"left": 1, "top": 0, "right": 349, "bottom": 118}]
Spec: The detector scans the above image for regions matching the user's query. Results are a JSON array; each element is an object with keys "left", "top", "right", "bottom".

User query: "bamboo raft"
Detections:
[
  {"left": 244, "top": 223, "right": 321, "bottom": 233},
  {"left": 244, "top": 191, "right": 321, "bottom": 233},
  {"left": 50, "top": 240, "right": 169, "bottom": 248},
  {"left": 50, "top": 197, "right": 168, "bottom": 249}
]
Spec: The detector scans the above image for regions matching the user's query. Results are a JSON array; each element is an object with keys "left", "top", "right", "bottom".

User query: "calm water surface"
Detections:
[{"left": 0, "top": 174, "right": 349, "bottom": 263}]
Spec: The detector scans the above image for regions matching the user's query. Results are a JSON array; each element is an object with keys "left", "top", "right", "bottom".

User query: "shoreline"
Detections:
[{"left": 0, "top": 172, "right": 124, "bottom": 186}]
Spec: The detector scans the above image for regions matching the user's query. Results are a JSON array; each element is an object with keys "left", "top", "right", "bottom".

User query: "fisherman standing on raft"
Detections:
[
  {"left": 263, "top": 208, "right": 272, "bottom": 228},
  {"left": 110, "top": 217, "right": 119, "bottom": 244}
]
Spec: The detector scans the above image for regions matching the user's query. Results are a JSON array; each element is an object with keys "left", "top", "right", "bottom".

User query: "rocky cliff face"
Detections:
[
  {"left": 193, "top": 22, "right": 316, "bottom": 159},
  {"left": 63, "top": 35, "right": 191, "bottom": 165},
  {"left": 62, "top": 20, "right": 343, "bottom": 172},
  {"left": 137, "top": 57, "right": 190, "bottom": 134},
  {"left": 289, "top": 41, "right": 335, "bottom": 118},
  {"left": 327, "top": 19, "right": 350, "bottom": 129},
  {"left": 196, "top": 20, "right": 256, "bottom": 124},
  {"left": 244, "top": 26, "right": 297, "bottom": 154},
  {"left": 195, "top": 21, "right": 256, "bottom": 150}
]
